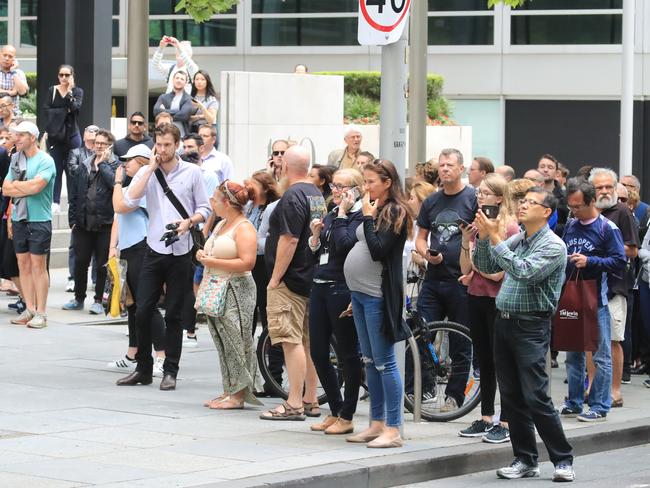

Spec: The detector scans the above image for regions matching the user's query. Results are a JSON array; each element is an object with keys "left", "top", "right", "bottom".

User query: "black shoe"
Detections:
[
  {"left": 631, "top": 364, "right": 647, "bottom": 375},
  {"left": 621, "top": 371, "right": 631, "bottom": 384},
  {"left": 116, "top": 371, "right": 152, "bottom": 386},
  {"left": 160, "top": 374, "right": 176, "bottom": 391},
  {"left": 551, "top": 358, "right": 559, "bottom": 368}
]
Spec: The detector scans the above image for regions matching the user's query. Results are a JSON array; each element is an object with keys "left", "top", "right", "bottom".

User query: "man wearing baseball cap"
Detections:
[{"left": 1, "top": 121, "right": 56, "bottom": 328}]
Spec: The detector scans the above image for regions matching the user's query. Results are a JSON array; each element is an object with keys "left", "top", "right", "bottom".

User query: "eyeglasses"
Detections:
[
  {"left": 94, "top": 141, "right": 110, "bottom": 147},
  {"left": 518, "top": 198, "right": 550, "bottom": 209},
  {"left": 0, "top": 103, "right": 12, "bottom": 109},
  {"left": 130, "top": 120, "right": 145, "bottom": 126},
  {"left": 618, "top": 197, "right": 629, "bottom": 203},
  {"left": 475, "top": 188, "right": 495, "bottom": 198},
  {"left": 85, "top": 126, "right": 99, "bottom": 134},
  {"left": 272, "top": 151, "right": 285, "bottom": 157},
  {"left": 329, "top": 183, "right": 351, "bottom": 191},
  {"left": 58, "top": 73, "right": 71, "bottom": 78}
]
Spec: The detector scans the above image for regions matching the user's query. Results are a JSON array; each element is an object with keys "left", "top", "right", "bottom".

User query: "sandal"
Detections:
[
  {"left": 259, "top": 401, "right": 306, "bottom": 421},
  {"left": 303, "top": 401, "right": 321, "bottom": 418},
  {"left": 210, "top": 396, "right": 244, "bottom": 410},
  {"left": 611, "top": 397, "right": 624, "bottom": 408},
  {"left": 203, "top": 394, "right": 226, "bottom": 407}
]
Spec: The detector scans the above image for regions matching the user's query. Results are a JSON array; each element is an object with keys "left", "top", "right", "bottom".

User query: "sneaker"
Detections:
[
  {"left": 62, "top": 299, "right": 84, "bottom": 311},
  {"left": 184, "top": 334, "right": 198, "bottom": 348},
  {"left": 459, "top": 419, "right": 493, "bottom": 438},
  {"left": 88, "top": 302, "right": 104, "bottom": 315},
  {"left": 553, "top": 462, "right": 575, "bottom": 482},
  {"left": 422, "top": 390, "right": 437, "bottom": 404},
  {"left": 440, "top": 396, "right": 458, "bottom": 413},
  {"left": 551, "top": 358, "right": 559, "bottom": 368},
  {"left": 10, "top": 309, "right": 34, "bottom": 325},
  {"left": 153, "top": 357, "right": 165, "bottom": 377},
  {"left": 557, "top": 404, "right": 582, "bottom": 417},
  {"left": 621, "top": 372, "right": 631, "bottom": 384},
  {"left": 482, "top": 424, "right": 510, "bottom": 444},
  {"left": 66, "top": 279, "right": 75, "bottom": 293},
  {"left": 107, "top": 355, "right": 136, "bottom": 371},
  {"left": 472, "top": 368, "right": 481, "bottom": 380},
  {"left": 26, "top": 313, "right": 47, "bottom": 329},
  {"left": 8, "top": 298, "right": 26, "bottom": 314},
  {"left": 576, "top": 410, "right": 606, "bottom": 422},
  {"left": 642, "top": 378, "right": 650, "bottom": 389},
  {"left": 496, "top": 459, "right": 540, "bottom": 480}
]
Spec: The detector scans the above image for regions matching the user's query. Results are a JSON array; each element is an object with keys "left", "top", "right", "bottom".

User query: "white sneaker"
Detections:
[
  {"left": 26, "top": 313, "right": 47, "bottom": 329},
  {"left": 107, "top": 356, "right": 136, "bottom": 371},
  {"left": 153, "top": 357, "right": 165, "bottom": 377},
  {"left": 89, "top": 302, "right": 104, "bottom": 315},
  {"left": 66, "top": 280, "right": 75, "bottom": 293},
  {"left": 183, "top": 334, "right": 198, "bottom": 348}
]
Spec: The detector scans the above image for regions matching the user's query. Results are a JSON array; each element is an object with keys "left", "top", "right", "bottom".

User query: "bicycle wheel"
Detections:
[
  {"left": 404, "top": 320, "right": 481, "bottom": 422},
  {"left": 255, "top": 328, "right": 343, "bottom": 406}
]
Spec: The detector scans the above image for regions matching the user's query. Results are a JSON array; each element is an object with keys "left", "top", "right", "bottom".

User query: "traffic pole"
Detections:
[
  {"left": 408, "top": 0, "right": 428, "bottom": 176},
  {"left": 619, "top": 0, "right": 634, "bottom": 177}
]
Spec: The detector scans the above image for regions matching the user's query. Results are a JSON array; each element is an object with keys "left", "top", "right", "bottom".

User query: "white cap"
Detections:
[
  {"left": 11, "top": 121, "right": 39, "bottom": 138},
  {"left": 119, "top": 144, "right": 152, "bottom": 161}
]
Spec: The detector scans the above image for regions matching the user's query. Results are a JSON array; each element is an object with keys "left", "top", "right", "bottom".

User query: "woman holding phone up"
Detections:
[
  {"left": 457, "top": 173, "right": 519, "bottom": 444},
  {"left": 308, "top": 168, "right": 364, "bottom": 434}
]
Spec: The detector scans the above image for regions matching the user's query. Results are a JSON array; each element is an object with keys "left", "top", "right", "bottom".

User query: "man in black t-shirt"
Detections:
[
  {"left": 415, "top": 148, "right": 478, "bottom": 411},
  {"left": 590, "top": 168, "right": 639, "bottom": 407},
  {"left": 260, "top": 145, "right": 327, "bottom": 421},
  {"left": 113, "top": 112, "right": 154, "bottom": 158}
]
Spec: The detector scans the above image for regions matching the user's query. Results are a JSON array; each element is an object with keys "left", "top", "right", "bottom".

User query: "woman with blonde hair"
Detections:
[{"left": 457, "top": 172, "right": 519, "bottom": 443}]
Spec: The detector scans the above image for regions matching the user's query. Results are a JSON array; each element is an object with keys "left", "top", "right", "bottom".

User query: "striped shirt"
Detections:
[
  {"left": 473, "top": 224, "right": 567, "bottom": 314},
  {"left": 0, "top": 68, "right": 26, "bottom": 114}
]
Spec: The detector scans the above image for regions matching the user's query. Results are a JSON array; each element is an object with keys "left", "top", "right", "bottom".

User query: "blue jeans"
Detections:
[
  {"left": 565, "top": 305, "right": 612, "bottom": 414},
  {"left": 351, "top": 291, "right": 403, "bottom": 427}
]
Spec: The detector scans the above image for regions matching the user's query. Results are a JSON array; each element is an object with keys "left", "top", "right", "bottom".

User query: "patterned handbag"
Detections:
[{"left": 195, "top": 273, "right": 230, "bottom": 317}]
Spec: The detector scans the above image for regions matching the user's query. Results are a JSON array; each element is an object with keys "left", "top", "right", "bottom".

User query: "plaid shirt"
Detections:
[
  {"left": 473, "top": 224, "right": 567, "bottom": 313},
  {"left": 0, "top": 68, "right": 26, "bottom": 114}
]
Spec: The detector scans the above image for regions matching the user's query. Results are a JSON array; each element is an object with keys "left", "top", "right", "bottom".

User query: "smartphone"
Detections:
[
  {"left": 455, "top": 217, "right": 471, "bottom": 227},
  {"left": 428, "top": 249, "right": 440, "bottom": 257},
  {"left": 482, "top": 205, "right": 499, "bottom": 220},
  {"left": 350, "top": 187, "right": 361, "bottom": 201}
]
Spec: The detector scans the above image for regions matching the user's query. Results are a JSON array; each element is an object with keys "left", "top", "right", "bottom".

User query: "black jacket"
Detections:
[
  {"left": 44, "top": 86, "right": 83, "bottom": 143},
  {"left": 66, "top": 145, "right": 94, "bottom": 177},
  {"left": 68, "top": 153, "right": 118, "bottom": 229},
  {"left": 153, "top": 91, "right": 193, "bottom": 134},
  {"left": 362, "top": 206, "right": 411, "bottom": 343},
  {"left": 313, "top": 207, "right": 363, "bottom": 283}
]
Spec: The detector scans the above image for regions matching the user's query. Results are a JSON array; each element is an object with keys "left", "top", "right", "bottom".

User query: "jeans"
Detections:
[
  {"left": 639, "top": 281, "right": 650, "bottom": 364},
  {"left": 495, "top": 315, "right": 573, "bottom": 467},
  {"left": 309, "top": 281, "right": 362, "bottom": 421},
  {"left": 135, "top": 248, "right": 193, "bottom": 377},
  {"left": 72, "top": 226, "right": 110, "bottom": 303},
  {"left": 622, "top": 290, "right": 635, "bottom": 374},
  {"left": 351, "top": 291, "right": 403, "bottom": 427},
  {"left": 417, "top": 279, "right": 472, "bottom": 406},
  {"left": 565, "top": 305, "right": 612, "bottom": 414},
  {"left": 49, "top": 132, "right": 81, "bottom": 204}
]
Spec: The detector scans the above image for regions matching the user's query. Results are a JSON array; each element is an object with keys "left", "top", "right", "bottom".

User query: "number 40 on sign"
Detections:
[{"left": 358, "top": 0, "right": 412, "bottom": 46}]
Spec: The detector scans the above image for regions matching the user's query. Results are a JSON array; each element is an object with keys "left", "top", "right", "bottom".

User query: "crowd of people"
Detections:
[{"left": 2, "top": 38, "right": 650, "bottom": 483}]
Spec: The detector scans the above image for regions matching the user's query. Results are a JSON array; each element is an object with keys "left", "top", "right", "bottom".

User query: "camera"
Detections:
[{"left": 160, "top": 222, "right": 180, "bottom": 247}]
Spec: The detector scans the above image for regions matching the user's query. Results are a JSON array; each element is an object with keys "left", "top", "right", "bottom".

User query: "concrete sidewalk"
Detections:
[{"left": 0, "top": 268, "right": 648, "bottom": 487}]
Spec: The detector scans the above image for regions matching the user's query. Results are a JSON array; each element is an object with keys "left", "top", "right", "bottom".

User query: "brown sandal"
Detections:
[
  {"left": 210, "top": 396, "right": 244, "bottom": 410},
  {"left": 259, "top": 401, "right": 306, "bottom": 421},
  {"left": 203, "top": 394, "right": 226, "bottom": 407},
  {"left": 303, "top": 401, "right": 321, "bottom": 418}
]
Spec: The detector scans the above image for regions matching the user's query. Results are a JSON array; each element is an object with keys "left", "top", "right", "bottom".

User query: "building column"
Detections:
[{"left": 126, "top": 0, "right": 150, "bottom": 120}]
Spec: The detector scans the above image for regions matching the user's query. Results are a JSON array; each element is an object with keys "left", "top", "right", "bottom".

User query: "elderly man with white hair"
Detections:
[{"left": 327, "top": 126, "right": 363, "bottom": 169}]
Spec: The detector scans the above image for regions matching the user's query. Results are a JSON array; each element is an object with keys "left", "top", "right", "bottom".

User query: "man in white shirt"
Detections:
[
  {"left": 198, "top": 124, "right": 232, "bottom": 184},
  {"left": 151, "top": 36, "right": 198, "bottom": 94}
]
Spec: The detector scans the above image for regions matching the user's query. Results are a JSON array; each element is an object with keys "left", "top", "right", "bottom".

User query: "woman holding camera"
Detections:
[
  {"left": 344, "top": 159, "right": 412, "bottom": 448},
  {"left": 458, "top": 173, "right": 518, "bottom": 443},
  {"left": 308, "top": 168, "right": 364, "bottom": 435}
]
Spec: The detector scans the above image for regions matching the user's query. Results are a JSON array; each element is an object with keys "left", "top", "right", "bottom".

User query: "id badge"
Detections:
[{"left": 319, "top": 252, "right": 329, "bottom": 265}]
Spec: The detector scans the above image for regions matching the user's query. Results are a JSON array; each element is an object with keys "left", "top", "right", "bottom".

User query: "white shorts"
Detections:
[{"left": 608, "top": 294, "right": 627, "bottom": 342}]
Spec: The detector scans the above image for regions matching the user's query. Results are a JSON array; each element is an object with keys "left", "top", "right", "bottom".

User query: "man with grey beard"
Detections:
[{"left": 589, "top": 168, "right": 639, "bottom": 408}]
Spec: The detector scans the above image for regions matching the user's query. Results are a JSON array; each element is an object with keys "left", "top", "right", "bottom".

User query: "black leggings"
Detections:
[
  {"left": 309, "top": 281, "right": 362, "bottom": 420},
  {"left": 121, "top": 240, "right": 165, "bottom": 351},
  {"left": 251, "top": 254, "right": 268, "bottom": 336},
  {"left": 468, "top": 294, "right": 507, "bottom": 421}
]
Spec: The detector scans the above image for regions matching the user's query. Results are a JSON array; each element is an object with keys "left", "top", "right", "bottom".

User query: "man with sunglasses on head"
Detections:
[
  {"left": 473, "top": 186, "right": 575, "bottom": 482},
  {"left": 114, "top": 112, "right": 154, "bottom": 158}
]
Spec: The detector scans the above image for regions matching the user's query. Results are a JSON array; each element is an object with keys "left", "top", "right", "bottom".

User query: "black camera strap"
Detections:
[{"left": 154, "top": 168, "right": 191, "bottom": 220}]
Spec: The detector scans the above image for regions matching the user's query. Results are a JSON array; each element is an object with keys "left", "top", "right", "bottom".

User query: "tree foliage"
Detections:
[
  {"left": 487, "top": 0, "right": 528, "bottom": 7},
  {"left": 175, "top": 0, "right": 239, "bottom": 22}
]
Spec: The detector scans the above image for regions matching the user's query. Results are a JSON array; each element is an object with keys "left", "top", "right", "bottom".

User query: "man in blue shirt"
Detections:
[{"left": 558, "top": 178, "right": 626, "bottom": 423}]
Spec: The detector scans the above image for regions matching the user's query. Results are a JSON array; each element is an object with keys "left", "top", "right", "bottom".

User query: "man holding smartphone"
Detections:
[
  {"left": 415, "top": 148, "right": 478, "bottom": 411},
  {"left": 63, "top": 129, "right": 119, "bottom": 314}
]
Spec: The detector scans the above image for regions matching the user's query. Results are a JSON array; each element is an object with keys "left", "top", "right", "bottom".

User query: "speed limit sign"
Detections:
[{"left": 358, "top": 0, "right": 412, "bottom": 46}]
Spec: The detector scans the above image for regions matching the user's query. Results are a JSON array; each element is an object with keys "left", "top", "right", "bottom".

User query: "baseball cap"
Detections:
[
  {"left": 119, "top": 144, "right": 152, "bottom": 161},
  {"left": 10, "top": 121, "right": 39, "bottom": 138}
]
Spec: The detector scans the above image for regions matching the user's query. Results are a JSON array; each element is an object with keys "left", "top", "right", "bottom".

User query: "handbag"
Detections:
[
  {"left": 44, "top": 87, "right": 69, "bottom": 143},
  {"left": 154, "top": 168, "right": 206, "bottom": 265},
  {"left": 195, "top": 273, "right": 230, "bottom": 317},
  {"left": 551, "top": 270, "right": 599, "bottom": 352}
]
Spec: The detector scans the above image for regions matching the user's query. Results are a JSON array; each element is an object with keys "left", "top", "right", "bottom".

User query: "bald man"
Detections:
[
  {"left": 496, "top": 165, "right": 515, "bottom": 182},
  {"left": 261, "top": 145, "right": 327, "bottom": 421},
  {"left": 524, "top": 169, "right": 546, "bottom": 186},
  {"left": 0, "top": 45, "right": 28, "bottom": 114}
]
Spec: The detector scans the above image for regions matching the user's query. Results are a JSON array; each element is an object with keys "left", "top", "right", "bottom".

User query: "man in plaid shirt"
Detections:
[
  {"left": 0, "top": 45, "right": 28, "bottom": 115},
  {"left": 473, "top": 186, "right": 574, "bottom": 483}
]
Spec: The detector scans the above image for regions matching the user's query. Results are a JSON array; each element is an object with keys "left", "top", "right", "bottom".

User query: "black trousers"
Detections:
[
  {"left": 251, "top": 254, "right": 268, "bottom": 336},
  {"left": 309, "top": 281, "right": 362, "bottom": 420},
  {"left": 135, "top": 248, "right": 192, "bottom": 377},
  {"left": 120, "top": 240, "right": 165, "bottom": 351},
  {"left": 494, "top": 315, "right": 573, "bottom": 467},
  {"left": 72, "top": 226, "right": 111, "bottom": 302}
]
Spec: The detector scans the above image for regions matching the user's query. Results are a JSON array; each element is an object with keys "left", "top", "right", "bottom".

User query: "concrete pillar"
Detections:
[
  {"left": 408, "top": 0, "right": 428, "bottom": 176},
  {"left": 126, "top": 0, "right": 150, "bottom": 120}
]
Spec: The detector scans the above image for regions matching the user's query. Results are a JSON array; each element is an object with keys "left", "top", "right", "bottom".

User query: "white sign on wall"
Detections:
[{"left": 358, "top": 0, "right": 412, "bottom": 46}]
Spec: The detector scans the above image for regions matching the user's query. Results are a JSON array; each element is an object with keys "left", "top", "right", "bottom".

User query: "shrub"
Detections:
[{"left": 25, "top": 72, "right": 37, "bottom": 92}]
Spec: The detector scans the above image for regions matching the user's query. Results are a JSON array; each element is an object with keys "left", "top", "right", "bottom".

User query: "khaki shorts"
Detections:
[
  {"left": 608, "top": 294, "right": 627, "bottom": 342},
  {"left": 267, "top": 282, "right": 310, "bottom": 346}
]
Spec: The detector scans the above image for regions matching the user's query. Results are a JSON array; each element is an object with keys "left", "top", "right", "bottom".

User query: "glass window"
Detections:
[
  {"left": 21, "top": 0, "right": 37, "bottom": 16},
  {"left": 20, "top": 19, "right": 36, "bottom": 47},
  {"left": 0, "top": 22, "right": 6, "bottom": 45},
  {"left": 113, "top": 0, "right": 119, "bottom": 15},
  {"left": 428, "top": 0, "right": 489, "bottom": 11},
  {"left": 149, "top": 19, "right": 236, "bottom": 47},
  {"left": 252, "top": 17, "right": 358, "bottom": 46},
  {"left": 113, "top": 19, "right": 119, "bottom": 48},
  {"left": 518, "top": 0, "right": 621, "bottom": 9},
  {"left": 428, "top": 16, "right": 493, "bottom": 45},
  {"left": 511, "top": 14, "right": 621, "bottom": 44},
  {"left": 150, "top": 0, "right": 236, "bottom": 15},
  {"left": 0, "top": 0, "right": 7, "bottom": 16},
  {"left": 252, "top": 0, "right": 356, "bottom": 14}
]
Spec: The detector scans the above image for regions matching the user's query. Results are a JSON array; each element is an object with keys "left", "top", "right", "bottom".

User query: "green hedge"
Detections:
[
  {"left": 315, "top": 71, "right": 444, "bottom": 101},
  {"left": 25, "top": 72, "right": 36, "bottom": 91}
]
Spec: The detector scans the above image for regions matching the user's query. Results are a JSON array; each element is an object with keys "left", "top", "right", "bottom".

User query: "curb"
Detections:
[{"left": 199, "top": 418, "right": 650, "bottom": 488}]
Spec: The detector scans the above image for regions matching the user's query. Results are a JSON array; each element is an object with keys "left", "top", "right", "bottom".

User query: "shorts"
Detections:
[
  {"left": 193, "top": 263, "right": 204, "bottom": 285},
  {"left": 12, "top": 221, "right": 52, "bottom": 255},
  {"left": 266, "top": 281, "right": 309, "bottom": 346},
  {"left": 608, "top": 294, "right": 627, "bottom": 342}
]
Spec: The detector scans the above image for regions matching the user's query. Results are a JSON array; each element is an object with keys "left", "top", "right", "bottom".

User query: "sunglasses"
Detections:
[
  {"left": 618, "top": 197, "right": 629, "bottom": 203},
  {"left": 272, "top": 151, "right": 285, "bottom": 157},
  {"left": 58, "top": 73, "right": 71, "bottom": 78},
  {"left": 130, "top": 120, "right": 145, "bottom": 126}
]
